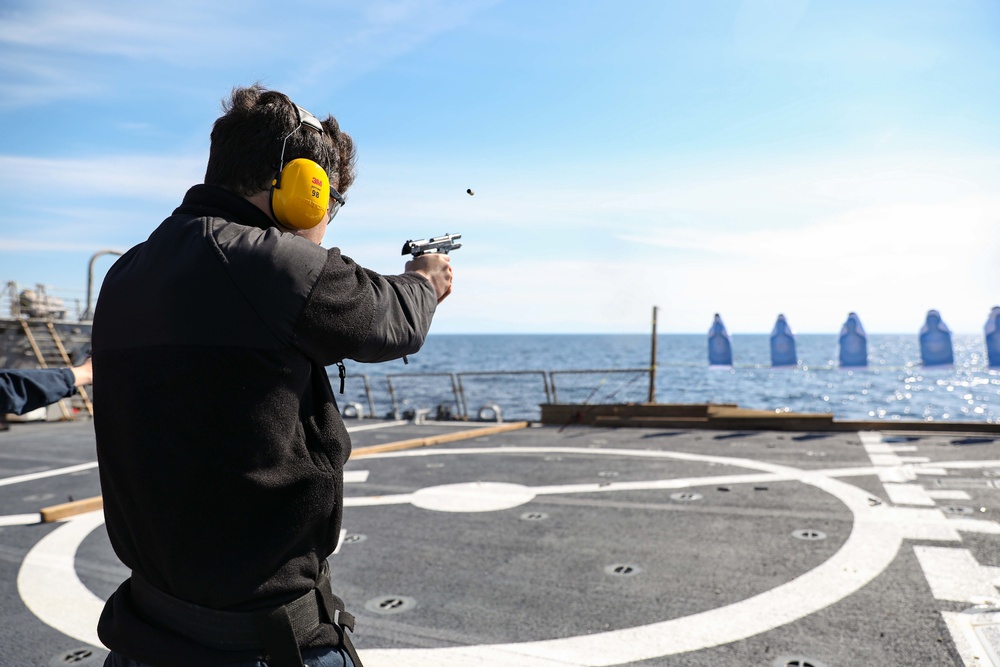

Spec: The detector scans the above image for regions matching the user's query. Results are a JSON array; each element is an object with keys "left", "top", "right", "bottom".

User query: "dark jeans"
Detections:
[{"left": 103, "top": 646, "right": 354, "bottom": 667}]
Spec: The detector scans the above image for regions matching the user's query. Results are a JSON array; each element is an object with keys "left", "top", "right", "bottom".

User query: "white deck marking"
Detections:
[
  {"left": 344, "top": 470, "right": 369, "bottom": 484},
  {"left": 927, "top": 460, "right": 1000, "bottom": 471},
  {"left": 0, "top": 462, "right": 98, "bottom": 488},
  {"left": 359, "top": 465, "right": 908, "bottom": 667},
  {"left": 948, "top": 518, "right": 1000, "bottom": 535},
  {"left": 877, "top": 466, "right": 918, "bottom": 483},
  {"left": 864, "top": 443, "right": 919, "bottom": 454},
  {"left": 17, "top": 511, "right": 106, "bottom": 648},
  {"left": 0, "top": 513, "right": 41, "bottom": 526},
  {"left": 332, "top": 529, "right": 347, "bottom": 555},
  {"left": 343, "top": 469, "right": 796, "bottom": 510},
  {"left": 0, "top": 450, "right": 372, "bottom": 489},
  {"left": 344, "top": 493, "right": 415, "bottom": 507},
  {"left": 411, "top": 482, "right": 536, "bottom": 512},
  {"left": 913, "top": 546, "right": 1000, "bottom": 603},
  {"left": 865, "top": 434, "right": 1000, "bottom": 666},
  {"left": 529, "top": 471, "right": 786, "bottom": 496},
  {"left": 883, "top": 482, "right": 935, "bottom": 506},
  {"left": 819, "top": 466, "right": 881, "bottom": 478},
  {"left": 869, "top": 454, "right": 931, "bottom": 466},
  {"left": 0, "top": 418, "right": 493, "bottom": 489},
  {"left": 18, "top": 440, "right": 1000, "bottom": 666},
  {"left": 891, "top": 507, "right": 963, "bottom": 541},
  {"left": 928, "top": 490, "right": 972, "bottom": 500},
  {"left": 345, "top": 420, "right": 408, "bottom": 433},
  {"left": 943, "top": 609, "right": 1000, "bottom": 667}
]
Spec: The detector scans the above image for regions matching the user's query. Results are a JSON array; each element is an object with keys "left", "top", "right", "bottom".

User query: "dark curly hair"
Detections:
[{"left": 204, "top": 84, "right": 356, "bottom": 197}]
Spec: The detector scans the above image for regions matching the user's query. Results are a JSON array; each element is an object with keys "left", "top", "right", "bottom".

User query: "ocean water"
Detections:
[{"left": 336, "top": 333, "right": 1000, "bottom": 424}]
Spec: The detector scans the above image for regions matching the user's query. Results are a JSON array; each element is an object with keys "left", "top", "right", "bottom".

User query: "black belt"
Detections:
[{"left": 130, "top": 561, "right": 363, "bottom": 667}]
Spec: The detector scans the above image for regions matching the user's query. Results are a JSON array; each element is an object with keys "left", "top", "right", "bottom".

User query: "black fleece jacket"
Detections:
[{"left": 92, "top": 184, "right": 437, "bottom": 665}]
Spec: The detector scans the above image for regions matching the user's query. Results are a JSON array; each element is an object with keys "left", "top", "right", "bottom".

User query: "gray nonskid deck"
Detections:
[{"left": 2, "top": 420, "right": 999, "bottom": 666}]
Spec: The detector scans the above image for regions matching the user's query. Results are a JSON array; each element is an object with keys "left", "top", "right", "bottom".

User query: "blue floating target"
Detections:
[
  {"left": 920, "top": 310, "right": 954, "bottom": 367},
  {"left": 770, "top": 314, "right": 797, "bottom": 367},
  {"left": 986, "top": 307, "right": 1000, "bottom": 368},
  {"left": 708, "top": 314, "right": 733, "bottom": 367},
  {"left": 838, "top": 312, "right": 868, "bottom": 368}
]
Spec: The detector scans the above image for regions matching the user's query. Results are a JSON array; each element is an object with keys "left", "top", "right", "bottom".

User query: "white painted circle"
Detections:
[
  {"left": 410, "top": 481, "right": 536, "bottom": 512},
  {"left": 18, "top": 446, "right": 1000, "bottom": 667}
]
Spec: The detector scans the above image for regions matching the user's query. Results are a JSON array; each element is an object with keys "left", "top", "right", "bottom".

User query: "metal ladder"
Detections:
[{"left": 18, "top": 318, "right": 93, "bottom": 419}]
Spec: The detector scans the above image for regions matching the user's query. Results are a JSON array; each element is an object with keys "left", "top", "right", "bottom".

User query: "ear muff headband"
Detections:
[{"left": 270, "top": 104, "right": 331, "bottom": 230}]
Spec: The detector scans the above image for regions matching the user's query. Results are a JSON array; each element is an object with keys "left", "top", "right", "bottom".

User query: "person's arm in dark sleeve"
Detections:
[
  {"left": 0, "top": 367, "right": 76, "bottom": 416},
  {"left": 349, "top": 251, "right": 450, "bottom": 362},
  {"left": 351, "top": 270, "right": 437, "bottom": 363},
  {"left": 295, "top": 250, "right": 437, "bottom": 365}
]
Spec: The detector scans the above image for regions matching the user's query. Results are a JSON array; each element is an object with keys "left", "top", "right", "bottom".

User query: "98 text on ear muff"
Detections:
[{"left": 270, "top": 104, "right": 330, "bottom": 230}]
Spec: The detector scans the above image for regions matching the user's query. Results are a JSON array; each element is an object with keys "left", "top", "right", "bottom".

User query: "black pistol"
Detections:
[{"left": 401, "top": 233, "right": 462, "bottom": 257}]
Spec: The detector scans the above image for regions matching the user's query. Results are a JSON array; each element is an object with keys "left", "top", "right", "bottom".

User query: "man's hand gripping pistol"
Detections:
[{"left": 398, "top": 233, "right": 460, "bottom": 367}]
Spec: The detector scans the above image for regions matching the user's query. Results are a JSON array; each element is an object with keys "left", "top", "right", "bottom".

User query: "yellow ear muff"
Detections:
[{"left": 270, "top": 158, "right": 331, "bottom": 230}]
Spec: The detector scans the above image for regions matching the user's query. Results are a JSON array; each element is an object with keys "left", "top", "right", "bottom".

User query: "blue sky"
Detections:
[{"left": 1, "top": 0, "right": 999, "bottom": 334}]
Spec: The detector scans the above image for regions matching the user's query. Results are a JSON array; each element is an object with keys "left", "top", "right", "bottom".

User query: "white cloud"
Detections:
[
  {"left": 339, "top": 148, "right": 1000, "bottom": 333},
  {"left": 618, "top": 197, "right": 1000, "bottom": 261},
  {"left": 0, "top": 2, "right": 239, "bottom": 108},
  {"left": 435, "top": 259, "right": 661, "bottom": 333},
  {"left": 388, "top": 200, "right": 997, "bottom": 333},
  {"left": 0, "top": 154, "right": 203, "bottom": 255},
  {"left": 0, "top": 238, "right": 116, "bottom": 253},
  {"left": 0, "top": 0, "right": 501, "bottom": 107},
  {"left": 2, "top": 144, "right": 998, "bottom": 334},
  {"left": 287, "top": 0, "right": 501, "bottom": 95},
  {"left": 0, "top": 4, "right": 206, "bottom": 56},
  {"left": 0, "top": 154, "right": 203, "bottom": 201}
]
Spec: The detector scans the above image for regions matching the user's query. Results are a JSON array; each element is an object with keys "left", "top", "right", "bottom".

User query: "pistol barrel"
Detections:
[{"left": 402, "top": 233, "right": 462, "bottom": 257}]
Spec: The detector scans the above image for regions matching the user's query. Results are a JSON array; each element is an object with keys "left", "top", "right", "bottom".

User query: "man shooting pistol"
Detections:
[{"left": 402, "top": 232, "right": 462, "bottom": 258}]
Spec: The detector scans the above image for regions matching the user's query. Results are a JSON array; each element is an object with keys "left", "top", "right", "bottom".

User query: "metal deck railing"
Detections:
[{"left": 340, "top": 367, "right": 654, "bottom": 422}]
